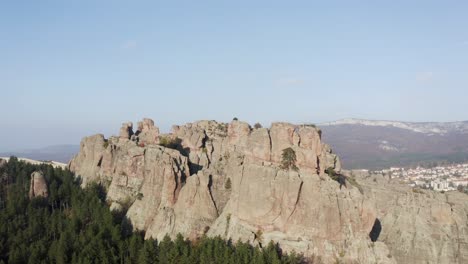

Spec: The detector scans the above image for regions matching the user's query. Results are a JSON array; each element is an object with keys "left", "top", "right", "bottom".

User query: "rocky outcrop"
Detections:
[
  {"left": 119, "top": 122, "right": 133, "bottom": 139},
  {"left": 136, "top": 118, "right": 160, "bottom": 145},
  {"left": 69, "top": 118, "right": 468, "bottom": 263},
  {"left": 0, "top": 158, "right": 6, "bottom": 168},
  {"left": 70, "top": 131, "right": 190, "bottom": 231},
  {"left": 69, "top": 134, "right": 107, "bottom": 185},
  {"left": 29, "top": 171, "right": 48, "bottom": 198},
  {"left": 346, "top": 170, "right": 468, "bottom": 264}
]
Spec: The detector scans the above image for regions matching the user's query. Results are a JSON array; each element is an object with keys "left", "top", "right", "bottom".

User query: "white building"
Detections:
[
  {"left": 451, "top": 179, "right": 468, "bottom": 187},
  {"left": 430, "top": 180, "right": 449, "bottom": 191}
]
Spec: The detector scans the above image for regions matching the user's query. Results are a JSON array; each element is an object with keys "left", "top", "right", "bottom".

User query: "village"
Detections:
[{"left": 373, "top": 163, "right": 468, "bottom": 192}]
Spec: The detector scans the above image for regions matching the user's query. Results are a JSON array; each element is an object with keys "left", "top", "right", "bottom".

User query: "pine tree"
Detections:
[
  {"left": 138, "top": 239, "right": 158, "bottom": 264},
  {"left": 225, "top": 177, "right": 232, "bottom": 190},
  {"left": 281, "top": 148, "right": 298, "bottom": 171},
  {"left": 264, "top": 241, "right": 281, "bottom": 264},
  {"left": 252, "top": 246, "right": 265, "bottom": 264}
]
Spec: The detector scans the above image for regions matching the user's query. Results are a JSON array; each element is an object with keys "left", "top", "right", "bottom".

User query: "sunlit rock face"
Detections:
[
  {"left": 348, "top": 170, "right": 468, "bottom": 264},
  {"left": 29, "top": 171, "right": 48, "bottom": 198},
  {"left": 69, "top": 118, "right": 468, "bottom": 263}
]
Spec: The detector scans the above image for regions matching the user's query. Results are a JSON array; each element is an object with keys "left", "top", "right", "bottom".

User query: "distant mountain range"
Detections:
[
  {"left": 0, "top": 144, "right": 79, "bottom": 164},
  {"left": 320, "top": 119, "right": 468, "bottom": 170}
]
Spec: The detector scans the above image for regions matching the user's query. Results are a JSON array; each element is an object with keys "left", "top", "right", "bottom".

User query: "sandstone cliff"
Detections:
[{"left": 69, "top": 118, "right": 468, "bottom": 264}]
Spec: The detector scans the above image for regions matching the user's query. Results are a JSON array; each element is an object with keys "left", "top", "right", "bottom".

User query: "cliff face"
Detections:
[
  {"left": 69, "top": 118, "right": 468, "bottom": 264},
  {"left": 350, "top": 171, "right": 468, "bottom": 264}
]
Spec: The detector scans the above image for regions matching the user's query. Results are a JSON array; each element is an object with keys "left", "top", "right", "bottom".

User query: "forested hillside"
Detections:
[{"left": 0, "top": 157, "right": 303, "bottom": 264}]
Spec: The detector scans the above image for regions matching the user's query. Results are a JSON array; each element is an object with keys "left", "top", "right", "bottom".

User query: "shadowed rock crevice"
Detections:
[
  {"left": 189, "top": 163, "right": 204, "bottom": 175},
  {"left": 287, "top": 181, "right": 303, "bottom": 221},
  {"left": 97, "top": 156, "right": 103, "bottom": 167},
  {"left": 369, "top": 218, "right": 382, "bottom": 242},
  {"left": 316, "top": 156, "right": 320, "bottom": 174},
  {"left": 207, "top": 174, "right": 219, "bottom": 216}
]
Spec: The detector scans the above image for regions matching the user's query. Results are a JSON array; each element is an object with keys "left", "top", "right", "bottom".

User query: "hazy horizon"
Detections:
[{"left": 2, "top": 1, "right": 467, "bottom": 150}]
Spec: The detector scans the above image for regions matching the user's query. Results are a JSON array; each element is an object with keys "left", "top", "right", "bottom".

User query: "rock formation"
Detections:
[
  {"left": 136, "top": 118, "right": 160, "bottom": 145},
  {"left": 69, "top": 118, "right": 468, "bottom": 264},
  {"left": 29, "top": 171, "right": 48, "bottom": 198},
  {"left": 119, "top": 122, "right": 133, "bottom": 139},
  {"left": 345, "top": 170, "right": 468, "bottom": 264},
  {"left": 0, "top": 158, "right": 6, "bottom": 168}
]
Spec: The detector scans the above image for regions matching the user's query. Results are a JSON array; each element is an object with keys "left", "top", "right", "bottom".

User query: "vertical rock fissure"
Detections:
[
  {"left": 316, "top": 156, "right": 321, "bottom": 175},
  {"left": 336, "top": 194, "right": 343, "bottom": 229},
  {"left": 236, "top": 166, "right": 245, "bottom": 213},
  {"left": 170, "top": 163, "right": 180, "bottom": 203},
  {"left": 267, "top": 130, "right": 272, "bottom": 161},
  {"left": 273, "top": 170, "right": 279, "bottom": 180},
  {"left": 297, "top": 131, "right": 301, "bottom": 147},
  {"left": 287, "top": 181, "right": 304, "bottom": 222},
  {"left": 207, "top": 175, "right": 219, "bottom": 216}
]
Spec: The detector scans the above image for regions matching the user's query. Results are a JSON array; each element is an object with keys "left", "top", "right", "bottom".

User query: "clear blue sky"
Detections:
[{"left": 1, "top": 0, "right": 467, "bottom": 151}]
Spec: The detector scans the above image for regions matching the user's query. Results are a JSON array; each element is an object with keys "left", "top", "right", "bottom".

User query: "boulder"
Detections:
[{"left": 29, "top": 171, "right": 48, "bottom": 198}]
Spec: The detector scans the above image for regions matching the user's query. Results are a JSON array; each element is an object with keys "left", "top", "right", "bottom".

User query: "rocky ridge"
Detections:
[{"left": 69, "top": 118, "right": 468, "bottom": 263}]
